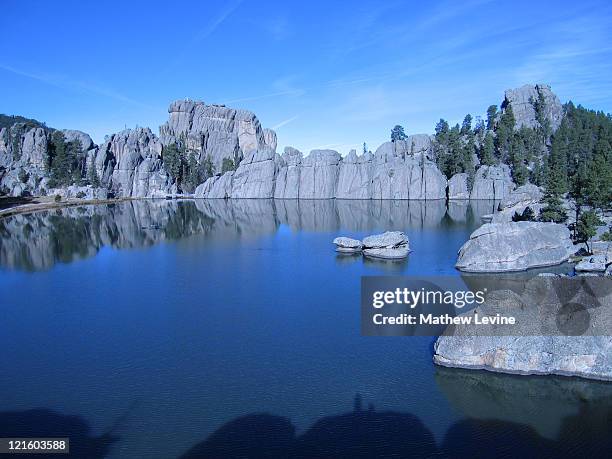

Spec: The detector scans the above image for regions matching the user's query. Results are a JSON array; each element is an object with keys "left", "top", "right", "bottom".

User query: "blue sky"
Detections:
[{"left": 1, "top": 0, "right": 611, "bottom": 154}]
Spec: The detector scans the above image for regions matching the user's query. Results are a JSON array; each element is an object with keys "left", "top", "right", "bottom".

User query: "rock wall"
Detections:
[
  {"left": 196, "top": 145, "right": 450, "bottom": 200},
  {"left": 5, "top": 82, "right": 562, "bottom": 200},
  {"left": 503, "top": 84, "right": 563, "bottom": 131},
  {"left": 159, "top": 99, "right": 274, "bottom": 172}
]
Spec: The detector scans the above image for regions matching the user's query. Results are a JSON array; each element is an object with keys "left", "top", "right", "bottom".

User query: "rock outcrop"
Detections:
[
  {"left": 159, "top": 99, "right": 271, "bottom": 172},
  {"left": 434, "top": 276, "right": 612, "bottom": 381},
  {"left": 456, "top": 222, "right": 574, "bottom": 272},
  {"left": 469, "top": 165, "right": 514, "bottom": 201},
  {"left": 503, "top": 84, "right": 563, "bottom": 131},
  {"left": 362, "top": 231, "right": 410, "bottom": 259},
  {"left": 197, "top": 145, "right": 448, "bottom": 200},
  {"left": 448, "top": 173, "right": 470, "bottom": 199},
  {"left": 435, "top": 335, "right": 612, "bottom": 381},
  {"left": 492, "top": 184, "right": 543, "bottom": 223},
  {"left": 333, "top": 237, "right": 362, "bottom": 253},
  {"left": 575, "top": 254, "right": 608, "bottom": 273},
  {"left": 1, "top": 84, "right": 567, "bottom": 201}
]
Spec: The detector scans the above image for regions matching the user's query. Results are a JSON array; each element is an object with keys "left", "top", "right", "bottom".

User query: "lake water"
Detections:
[{"left": 0, "top": 199, "right": 610, "bottom": 458}]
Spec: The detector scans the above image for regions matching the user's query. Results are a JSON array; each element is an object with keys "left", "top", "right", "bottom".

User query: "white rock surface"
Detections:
[
  {"left": 333, "top": 237, "right": 363, "bottom": 253},
  {"left": 456, "top": 222, "right": 574, "bottom": 272},
  {"left": 362, "top": 231, "right": 408, "bottom": 248}
]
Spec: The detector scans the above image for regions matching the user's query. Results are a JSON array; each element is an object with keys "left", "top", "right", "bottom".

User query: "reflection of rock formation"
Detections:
[
  {"left": 435, "top": 366, "right": 612, "bottom": 439},
  {"left": 0, "top": 199, "right": 494, "bottom": 271}
]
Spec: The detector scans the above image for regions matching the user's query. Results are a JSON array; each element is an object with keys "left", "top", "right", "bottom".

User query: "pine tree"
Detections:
[
  {"left": 479, "top": 132, "right": 495, "bottom": 166},
  {"left": 88, "top": 161, "right": 101, "bottom": 187},
  {"left": 461, "top": 114, "right": 473, "bottom": 135},
  {"left": 584, "top": 138, "right": 612, "bottom": 211},
  {"left": 222, "top": 157, "right": 235, "bottom": 173},
  {"left": 486, "top": 105, "right": 498, "bottom": 130},
  {"left": 390, "top": 125, "right": 407, "bottom": 142},
  {"left": 576, "top": 210, "right": 603, "bottom": 253},
  {"left": 495, "top": 105, "right": 515, "bottom": 163}
]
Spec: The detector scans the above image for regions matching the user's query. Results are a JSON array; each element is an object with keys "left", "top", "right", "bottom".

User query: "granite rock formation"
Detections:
[{"left": 456, "top": 222, "right": 574, "bottom": 272}]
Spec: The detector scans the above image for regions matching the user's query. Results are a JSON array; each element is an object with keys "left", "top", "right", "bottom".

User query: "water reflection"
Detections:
[
  {"left": 435, "top": 366, "right": 612, "bottom": 440},
  {"left": 0, "top": 199, "right": 493, "bottom": 271}
]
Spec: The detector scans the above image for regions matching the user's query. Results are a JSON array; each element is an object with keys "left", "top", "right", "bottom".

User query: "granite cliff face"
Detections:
[
  {"left": 502, "top": 84, "right": 563, "bottom": 131},
  {"left": 2, "top": 83, "right": 570, "bottom": 200},
  {"left": 158, "top": 99, "right": 276, "bottom": 172},
  {"left": 196, "top": 145, "right": 450, "bottom": 199}
]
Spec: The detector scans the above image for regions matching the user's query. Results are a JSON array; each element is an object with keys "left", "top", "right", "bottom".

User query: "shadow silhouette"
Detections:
[
  {"left": 179, "top": 391, "right": 612, "bottom": 459},
  {"left": 0, "top": 408, "right": 117, "bottom": 458}
]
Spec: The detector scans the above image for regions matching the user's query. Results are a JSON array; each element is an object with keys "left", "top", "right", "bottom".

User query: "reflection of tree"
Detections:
[{"left": 0, "top": 198, "right": 497, "bottom": 272}]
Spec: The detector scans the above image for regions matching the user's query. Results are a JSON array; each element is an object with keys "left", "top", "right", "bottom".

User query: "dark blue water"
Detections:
[{"left": 0, "top": 200, "right": 610, "bottom": 458}]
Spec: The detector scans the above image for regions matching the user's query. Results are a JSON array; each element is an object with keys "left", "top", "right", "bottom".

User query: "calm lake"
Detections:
[{"left": 0, "top": 199, "right": 610, "bottom": 458}]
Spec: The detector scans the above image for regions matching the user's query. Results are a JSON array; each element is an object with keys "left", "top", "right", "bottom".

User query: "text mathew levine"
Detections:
[{"left": 372, "top": 313, "right": 516, "bottom": 326}]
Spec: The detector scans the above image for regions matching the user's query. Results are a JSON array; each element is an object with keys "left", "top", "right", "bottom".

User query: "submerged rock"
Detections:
[
  {"left": 456, "top": 222, "right": 574, "bottom": 272},
  {"left": 363, "top": 246, "right": 410, "bottom": 259}
]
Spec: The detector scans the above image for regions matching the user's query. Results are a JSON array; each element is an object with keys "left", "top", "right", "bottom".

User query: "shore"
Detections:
[{"left": 0, "top": 196, "right": 132, "bottom": 219}]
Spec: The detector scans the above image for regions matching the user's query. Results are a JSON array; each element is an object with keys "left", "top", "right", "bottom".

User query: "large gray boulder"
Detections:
[
  {"left": 230, "top": 149, "right": 278, "bottom": 198},
  {"left": 499, "top": 183, "right": 543, "bottom": 209},
  {"left": 435, "top": 335, "right": 612, "bottom": 381},
  {"left": 363, "top": 231, "right": 408, "bottom": 248},
  {"left": 61, "top": 129, "right": 94, "bottom": 151},
  {"left": 195, "top": 171, "right": 234, "bottom": 198},
  {"left": 492, "top": 183, "right": 544, "bottom": 223},
  {"left": 503, "top": 84, "right": 563, "bottom": 131},
  {"left": 434, "top": 276, "right": 612, "bottom": 381},
  {"left": 575, "top": 254, "right": 608, "bottom": 272},
  {"left": 456, "top": 222, "right": 574, "bottom": 272},
  {"left": 448, "top": 173, "right": 469, "bottom": 199},
  {"left": 470, "top": 165, "right": 514, "bottom": 200},
  {"left": 333, "top": 237, "right": 362, "bottom": 253}
]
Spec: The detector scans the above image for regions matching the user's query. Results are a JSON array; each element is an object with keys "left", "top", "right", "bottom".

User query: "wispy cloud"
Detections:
[
  {"left": 224, "top": 89, "right": 304, "bottom": 104},
  {"left": 0, "top": 64, "right": 153, "bottom": 108},
  {"left": 166, "top": 0, "right": 243, "bottom": 68},
  {"left": 272, "top": 115, "right": 299, "bottom": 130}
]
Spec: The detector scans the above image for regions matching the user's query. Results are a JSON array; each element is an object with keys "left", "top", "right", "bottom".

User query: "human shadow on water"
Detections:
[
  {"left": 179, "top": 400, "right": 436, "bottom": 458},
  {"left": 179, "top": 392, "right": 612, "bottom": 459},
  {"left": 0, "top": 409, "right": 118, "bottom": 458}
]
